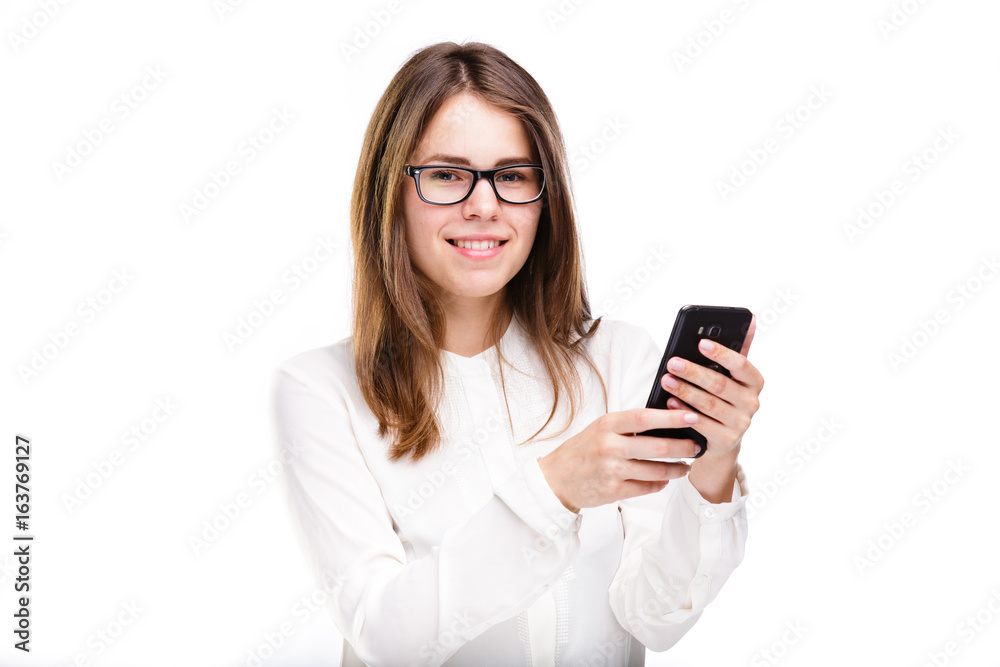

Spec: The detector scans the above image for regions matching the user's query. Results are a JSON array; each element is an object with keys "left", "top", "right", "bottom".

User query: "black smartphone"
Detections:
[{"left": 639, "top": 305, "right": 753, "bottom": 459}]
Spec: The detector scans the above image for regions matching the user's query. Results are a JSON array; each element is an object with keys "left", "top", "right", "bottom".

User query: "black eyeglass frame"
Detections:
[{"left": 403, "top": 164, "right": 546, "bottom": 206}]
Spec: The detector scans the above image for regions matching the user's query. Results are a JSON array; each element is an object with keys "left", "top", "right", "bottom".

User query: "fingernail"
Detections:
[
  {"left": 684, "top": 412, "right": 698, "bottom": 424},
  {"left": 662, "top": 375, "right": 679, "bottom": 390},
  {"left": 699, "top": 339, "right": 715, "bottom": 354},
  {"left": 667, "top": 357, "right": 685, "bottom": 372},
  {"left": 667, "top": 398, "right": 681, "bottom": 409}
]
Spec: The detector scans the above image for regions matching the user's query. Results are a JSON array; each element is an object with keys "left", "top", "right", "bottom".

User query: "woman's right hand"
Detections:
[{"left": 536, "top": 409, "right": 704, "bottom": 513}]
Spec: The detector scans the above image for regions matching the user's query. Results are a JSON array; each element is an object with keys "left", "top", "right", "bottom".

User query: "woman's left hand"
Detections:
[{"left": 659, "top": 316, "right": 764, "bottom": 459}]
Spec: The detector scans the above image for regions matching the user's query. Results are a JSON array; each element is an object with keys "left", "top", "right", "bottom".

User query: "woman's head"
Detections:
[
  {"left": 352, "top": 41, "right": 580, "bottom": 330},
  {"left": 351, "top": 42, "right": 602, "bottom": 460}
]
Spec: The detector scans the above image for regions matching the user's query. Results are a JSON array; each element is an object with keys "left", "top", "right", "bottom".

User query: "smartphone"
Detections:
[{"left": 639, "top": 305, "right": 753, "bottom": 460}]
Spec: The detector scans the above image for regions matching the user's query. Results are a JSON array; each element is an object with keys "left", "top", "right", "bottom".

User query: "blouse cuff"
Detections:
[
  {"left": 494, "top": 458, "right": 582, "bottom": 538},
  {"left": 677, "top": 464, "right": 748, "bottom": 522}
]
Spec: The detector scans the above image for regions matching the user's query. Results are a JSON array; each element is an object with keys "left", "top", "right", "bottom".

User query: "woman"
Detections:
[{"left": 271, "top": 41, "right": 764, "bottom": 666}]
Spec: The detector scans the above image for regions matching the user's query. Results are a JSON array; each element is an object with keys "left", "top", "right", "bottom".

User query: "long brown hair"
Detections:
[{"left": 350, "top": 41, "right": 605, "bottom": 461}]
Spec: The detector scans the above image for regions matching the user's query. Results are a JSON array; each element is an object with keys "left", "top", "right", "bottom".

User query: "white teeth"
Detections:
[{"left": 453, "top": 239, "right": 501, "bottom": 250}]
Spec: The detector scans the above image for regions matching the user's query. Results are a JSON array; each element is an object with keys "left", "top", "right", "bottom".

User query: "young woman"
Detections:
[{"left": 271, "top": 41, "right": 764, "bottom": 667}]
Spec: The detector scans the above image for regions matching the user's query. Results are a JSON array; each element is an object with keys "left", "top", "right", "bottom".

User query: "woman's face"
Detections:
[{"left": 401, "top": 92, "right": 542, "bottom": 314}]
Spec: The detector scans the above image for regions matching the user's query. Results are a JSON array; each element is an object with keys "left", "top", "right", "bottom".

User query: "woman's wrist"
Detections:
[
  {"left": 687, "top": 442, "right": 741, "bottom": 504},
  {"left": 537, "top": 454, "right": 579, "bottom": 514}
]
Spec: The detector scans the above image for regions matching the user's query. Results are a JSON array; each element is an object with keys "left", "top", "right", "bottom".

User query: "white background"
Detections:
[{"left": 2, "top": 0, "right": 999, "bottom": 665}]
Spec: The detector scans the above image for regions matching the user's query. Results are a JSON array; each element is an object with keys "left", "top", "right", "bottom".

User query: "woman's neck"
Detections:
[{"left": 439, "top": 294, "right": 511, "bottom": 358}]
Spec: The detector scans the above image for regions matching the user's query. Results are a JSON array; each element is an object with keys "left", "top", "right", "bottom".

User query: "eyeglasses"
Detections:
[{"left": 404, "top": 164, "right": 545, "bottom": 205}]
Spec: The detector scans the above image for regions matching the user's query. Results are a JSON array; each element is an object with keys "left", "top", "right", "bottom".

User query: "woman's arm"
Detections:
[
  {"left": 271, "top": 359, "right": 581, "bottom": 667},
  {"left": 535, "top": 407, "right": 749, "bottom": 651},
  {"left": 538, "top": 319, "right": 758, "bottom": 651},
  {"left": 609, "top": 467, "right": 748, "bottom": 650},
  {"left": 607, "top": 319, "right": 759, "bottom": 650}
]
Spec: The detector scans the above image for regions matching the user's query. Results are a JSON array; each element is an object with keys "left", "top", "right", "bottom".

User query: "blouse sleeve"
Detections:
[
  {"left": 604, "top": 322, "right": 749, "bottom": 651},
  {"left": 270, "top": 358, "right": 582, "bottom": 667}
]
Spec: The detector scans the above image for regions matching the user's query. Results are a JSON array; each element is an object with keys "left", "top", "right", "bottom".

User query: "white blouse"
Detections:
[{"left": 270, "top": 316, "right": 748, "bottom": 667}]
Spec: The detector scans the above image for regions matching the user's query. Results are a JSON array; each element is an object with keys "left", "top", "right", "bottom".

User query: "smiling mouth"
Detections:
[{"left": 447, "top": 239, "right": 507, "bottom": 250}]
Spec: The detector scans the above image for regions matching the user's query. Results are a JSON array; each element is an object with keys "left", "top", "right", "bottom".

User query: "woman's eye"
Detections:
[
  {"left": 427, "top": 169, "right": 462, "bottom": 182},
  {"left": 496, "top": 170, "right": 524, "bottom": 182}
]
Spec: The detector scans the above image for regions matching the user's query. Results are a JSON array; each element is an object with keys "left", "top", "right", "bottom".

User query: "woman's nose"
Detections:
[{"left": 461, "top": 176, "right": 502, "bottom": 218}]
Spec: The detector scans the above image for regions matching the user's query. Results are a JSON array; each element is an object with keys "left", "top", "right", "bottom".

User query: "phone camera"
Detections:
[{"left": 707, "top": 324, "right": 723, "bottom": 338}]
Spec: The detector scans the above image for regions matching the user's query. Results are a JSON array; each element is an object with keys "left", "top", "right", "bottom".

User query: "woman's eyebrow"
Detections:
[
  {"left": 418, "top": 153, "right": 535, "bottom": 168},
  {"left": 493, "top": 156, "right": 536, "bottom": 168}
]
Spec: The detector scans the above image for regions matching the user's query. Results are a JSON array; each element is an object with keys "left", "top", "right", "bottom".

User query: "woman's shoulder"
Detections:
[
  {"left": 573, "top": 318, "right": 660, "bottom": 379},
  {"left": 583, "top": 317, "right": 657, "bottom": 353},
  {"left": 271, "top": 334, "right": 356, "bottom": 395}
]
